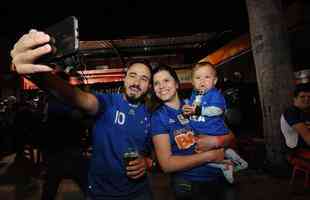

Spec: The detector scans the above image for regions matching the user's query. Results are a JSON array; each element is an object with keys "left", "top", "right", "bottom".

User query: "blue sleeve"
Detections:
[
  {"left": 151, "top": 111, "right": 168, "bottom": 136},
  {"left": 204, "top": 89, "right": 226, "bottom": 110},
  {"left": 283, "top": 107, "right": 304, "bottom": 126},
  {"left": 94, "top": 92, "right": 112, "bottom": 114}
]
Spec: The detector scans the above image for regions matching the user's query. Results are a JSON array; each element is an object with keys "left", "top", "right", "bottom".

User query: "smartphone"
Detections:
[{"left": 36, "top": 16, "right": 79, "bottom": 66}]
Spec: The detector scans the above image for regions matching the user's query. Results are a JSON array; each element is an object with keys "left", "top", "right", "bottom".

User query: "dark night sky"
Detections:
[{"left": 0, "top": 1, "right": 249, "bottom": 42}]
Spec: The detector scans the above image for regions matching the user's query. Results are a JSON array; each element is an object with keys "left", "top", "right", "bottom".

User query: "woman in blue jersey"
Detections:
[{"left": 151, "top": 63, "right": 236, "bottom": 200}]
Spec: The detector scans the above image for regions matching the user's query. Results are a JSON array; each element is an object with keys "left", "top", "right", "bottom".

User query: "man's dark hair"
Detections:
[
  {"left": 294, "top": 82, "right": 310, "bottom": 97},
  {"left": 125, "top": 59, "right": 153, "bottom": 75}
]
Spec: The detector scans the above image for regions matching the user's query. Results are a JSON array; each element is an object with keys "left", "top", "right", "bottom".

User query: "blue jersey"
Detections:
[
  {"left": 151, "top": 103, "right": 223, "bottom": 182},
  {"left": 88, "top": 93, "right": 152, "bottom": 199},
  {"left": 282, "top": 105, "right": 310, "bottom": 149},
  {"left": 189, "top": 88, "right": 229, "bottom": 135}
]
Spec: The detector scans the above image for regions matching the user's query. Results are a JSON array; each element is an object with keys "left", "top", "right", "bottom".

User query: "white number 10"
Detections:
[{"left": 114, "top": 110, "right": 125, "bottom": 125}]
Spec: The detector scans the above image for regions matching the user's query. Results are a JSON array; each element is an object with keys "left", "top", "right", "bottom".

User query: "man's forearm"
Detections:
[
  {"left": 24, "top": 72, "right": 97, "bottom": 115},
  {"left": 25, "top": 72, "right": 79, "bottom": 102}
]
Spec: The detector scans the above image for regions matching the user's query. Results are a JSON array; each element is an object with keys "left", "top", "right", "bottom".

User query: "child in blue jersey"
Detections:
[
  {"left": 182, "top": 61, "right": 248, "bottom": 183},
  {"left": 10, "top": 30, "right": 155, "bottom": 200}
]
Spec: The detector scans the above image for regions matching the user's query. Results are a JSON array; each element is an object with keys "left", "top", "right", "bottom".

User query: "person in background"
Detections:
[
  {"left": 151, "top": 63, "right": 236, "bottom": 200},
  {"left": 280, "top": 82, "right": 310, "bottom": 161},
  {"left": 10, "top": 29, "right": 154, "bottom": 200},
  {"left": 39, "top": 94, "right": 89, "bottom": 200},
  {"left": 182, "top": 62, "right": 248, "bottom": 184},
  {"left": 10, "top": 100, "right": 41, "bottom": 200}
]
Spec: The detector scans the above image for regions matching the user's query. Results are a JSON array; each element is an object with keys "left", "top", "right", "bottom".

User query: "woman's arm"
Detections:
[
  {"left": 195, "top": 131, "right": 236, "bottom": 152},
  {"left": 152, "top": 134, "right": 224, "bottom": 173}
]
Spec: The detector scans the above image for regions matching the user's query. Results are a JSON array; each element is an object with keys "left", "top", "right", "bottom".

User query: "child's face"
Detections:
[{"left": 192, "top": 66, "right": 217, "bottom": 92}]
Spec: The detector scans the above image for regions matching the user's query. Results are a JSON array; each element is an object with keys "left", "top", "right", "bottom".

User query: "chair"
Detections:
[{"left": 288, "top": 149, "right": 310, "bottom": 187}]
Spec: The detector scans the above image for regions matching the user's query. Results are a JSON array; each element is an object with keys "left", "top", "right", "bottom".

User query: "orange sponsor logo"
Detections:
[{"left": 174, "top": 131, "right": 196, "bottom": 150}]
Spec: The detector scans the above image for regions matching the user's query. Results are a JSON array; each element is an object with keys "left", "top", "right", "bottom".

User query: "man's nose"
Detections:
[{"left": 132, "top": 77, "right": 140, "bottom": 85}]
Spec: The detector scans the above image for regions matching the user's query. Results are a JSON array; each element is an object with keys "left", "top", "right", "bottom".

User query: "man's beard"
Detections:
[{"left": 125, "top": 92, "right": 146, "bottom": 104}]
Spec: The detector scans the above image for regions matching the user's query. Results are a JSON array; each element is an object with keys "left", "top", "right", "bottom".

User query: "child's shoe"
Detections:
[
  {"left": 225, "top": 148, "right": 248, "bottom": 172},
  {"left": 222, "top": 164, "right": 234, "bottom": 184}
]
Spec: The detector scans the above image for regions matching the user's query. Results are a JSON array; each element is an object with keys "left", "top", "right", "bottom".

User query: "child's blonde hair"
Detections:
[{"left": 192, "top": 61, "right": 217, "bottom": 78}]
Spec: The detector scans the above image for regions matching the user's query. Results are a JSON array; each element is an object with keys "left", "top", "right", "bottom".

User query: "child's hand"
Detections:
[{"left": 182, "top": 104, "right": 196, "bottom": 116}]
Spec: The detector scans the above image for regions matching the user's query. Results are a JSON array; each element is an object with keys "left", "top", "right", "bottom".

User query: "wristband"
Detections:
[{"left": 144, "top": 157, "right": 156, "bottom": 171}]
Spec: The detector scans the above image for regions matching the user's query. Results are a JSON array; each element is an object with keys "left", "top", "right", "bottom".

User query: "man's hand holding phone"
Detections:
[
  {"left": 11, "top": 16, "right": 79, "bottom": 74},
  {"left": 10, "top": 29, "right": 54, "bottom": 74}
]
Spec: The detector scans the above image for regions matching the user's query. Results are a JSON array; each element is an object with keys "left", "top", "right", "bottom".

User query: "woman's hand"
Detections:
[
  {"left": 126, "top": 157, "right": 147, "bottom": 179},
  {"left": 195, "top": 135, "right": 220, "bottom": 153},
  {"left": 10, "top": 29, "right": 53, "bottom": 74},
  {"left": 206, "top": 148, "right": 225, "bottom": 162}
]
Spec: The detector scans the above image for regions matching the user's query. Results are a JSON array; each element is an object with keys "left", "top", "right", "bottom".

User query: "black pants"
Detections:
[
  {"left": 171, "top": 177, "right": 236, "bottom": 200},
  {"left": 41, "top": 149, "right": 89, "bottom": 200}
]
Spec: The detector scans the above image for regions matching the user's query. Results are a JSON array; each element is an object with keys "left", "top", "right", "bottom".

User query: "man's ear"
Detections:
[{"left": 214, "top": 77, "right": 218, "bottom": 85}]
